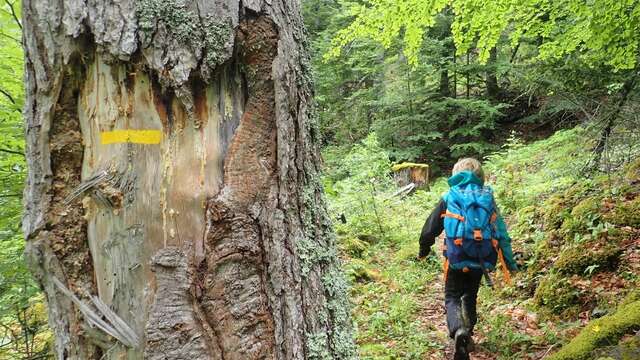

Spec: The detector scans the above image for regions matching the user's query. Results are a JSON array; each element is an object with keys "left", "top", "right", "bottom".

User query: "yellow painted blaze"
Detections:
[{"left": 101, "top": 129, "right": 163, "bottom": 145}]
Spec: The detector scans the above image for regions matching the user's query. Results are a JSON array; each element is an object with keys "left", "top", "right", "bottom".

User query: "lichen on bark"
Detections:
[{"left": 135, "top": 0, "right": 234, "bottom": 84}]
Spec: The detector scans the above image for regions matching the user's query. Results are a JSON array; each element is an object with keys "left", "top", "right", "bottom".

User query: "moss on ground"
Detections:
[
  {"left": 623, "top": 157, "right": 640, "bottom": 182},
  {"left": 559, "top": 196, "right": 603, "bottom": 237},
  {"left": 541, "top": 193, "right": 574, "bottom": 229},
  {"left": 548, "top": 296, "right": 640, "bottom": 360},
  {"left": 344, "top": 259, "right": 380, "bottom": 283},
  {"left": 603, "top": 196, "right": 640, "bottom": 228},
  {"left": 534, "top": 271, "right": 580, "bottom": 314},
  {"left": 555, "top": 241, "right": 622, "bottom": 275}
]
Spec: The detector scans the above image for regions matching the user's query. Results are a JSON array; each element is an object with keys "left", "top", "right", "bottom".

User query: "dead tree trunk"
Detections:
[{"left": 22, "top": 1, "right": 357, "bottom": 359}]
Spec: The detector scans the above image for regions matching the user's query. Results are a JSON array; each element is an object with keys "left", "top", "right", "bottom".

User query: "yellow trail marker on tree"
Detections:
[{"left": 101, "top": 129, "right": 163, "bottom": 145}]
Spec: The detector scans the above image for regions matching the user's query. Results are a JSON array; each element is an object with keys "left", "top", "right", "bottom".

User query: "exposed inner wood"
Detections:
[{"left": 77, "top": 52, "right": 245, "bottom": 357}]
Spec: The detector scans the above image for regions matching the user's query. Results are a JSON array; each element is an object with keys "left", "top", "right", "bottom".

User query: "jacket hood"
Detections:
[{"left": 447, "top": 170, "right": 484, "bottom": 187}]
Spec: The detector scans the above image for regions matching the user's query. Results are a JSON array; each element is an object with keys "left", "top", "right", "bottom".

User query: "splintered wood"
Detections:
[{"left": 76, "top": 54, "right": 244, "bottom": 357}]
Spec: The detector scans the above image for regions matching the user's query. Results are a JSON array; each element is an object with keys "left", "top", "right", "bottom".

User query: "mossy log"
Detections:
[{"left": 548, "top": 298, "right": 640, "bottom": 360}]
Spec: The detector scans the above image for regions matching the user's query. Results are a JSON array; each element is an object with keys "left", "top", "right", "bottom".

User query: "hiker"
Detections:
[{"left": 418, "top": 158, "right": 518, "bottom": 360}]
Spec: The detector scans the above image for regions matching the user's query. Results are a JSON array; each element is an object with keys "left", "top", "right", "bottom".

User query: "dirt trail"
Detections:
[{"left": 416, "top": 272, "right": 496, "bottom": 360}]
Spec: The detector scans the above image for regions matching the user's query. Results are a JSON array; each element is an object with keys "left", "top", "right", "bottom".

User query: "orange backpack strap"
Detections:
[
  {"left": 497, "top": 248, "right": 512, "bottom": 284},
  {"left": 492, "top": 239, "right": 512, "bottom": 284},
  {"left": 443, "top": 258, "right": 450, "bottom": 284},
  {"left": 441, "top": 211, "right": 465, "bottom": 222}
]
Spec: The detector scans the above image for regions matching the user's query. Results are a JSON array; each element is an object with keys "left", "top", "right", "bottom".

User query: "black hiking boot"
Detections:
[
  {"left": 466, "top": 335, "right": 475, "bottom": 353},
  {"left": 453, "top": 328, "right": 470, "bottom": 360}
]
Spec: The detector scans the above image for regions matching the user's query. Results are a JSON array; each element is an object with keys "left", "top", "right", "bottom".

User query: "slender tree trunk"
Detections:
[
  {"left": 466, "top": 52, "right": 470, "bottom": 99},
  {"left": 439, "top": 69, "right": 450, "bottom": 98},
  {"left": 592, "top": 73, "right": 637, "bottom": 168},
  {"left": 22, "top": 1, "right": 357, "bottom": 359},
  {"left": 453, "top": 52, "right": 457, "bottom": 99},
  {"left": 485, "top": 47, "right": 501, "bottom": 100}
]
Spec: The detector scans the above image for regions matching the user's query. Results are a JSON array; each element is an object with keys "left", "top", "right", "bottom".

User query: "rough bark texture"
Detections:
[{"left": 22, "top": 0, "right": 357, "bottom": 359}]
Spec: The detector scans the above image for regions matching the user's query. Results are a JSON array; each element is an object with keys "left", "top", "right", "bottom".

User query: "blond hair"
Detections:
[{"left": 452, "top": 158, "right": 484, "bottom": 179}]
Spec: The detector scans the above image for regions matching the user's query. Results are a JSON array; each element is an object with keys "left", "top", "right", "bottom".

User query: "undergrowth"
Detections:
[{"left": 323, "top": 127, "right": 640, "bottom": 359}]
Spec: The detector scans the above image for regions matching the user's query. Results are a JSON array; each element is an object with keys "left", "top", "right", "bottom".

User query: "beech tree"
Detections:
[{"left": 21, "top": 0, "right": 356, "bottom": 358}]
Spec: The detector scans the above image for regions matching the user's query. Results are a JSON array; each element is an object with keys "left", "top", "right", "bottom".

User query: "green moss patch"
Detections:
[
  {"left": 534, "top": 272, "right": 580, "bottom": 314},
  {"left": 555, "top": 241, "right": 622, "bottom": 275},
  {"left": 541, "top": 193, "right": 574, "bottom": 230},
  {"left": 548, "top": 297, "right": 640, "bottom": 360},
  {"left": 560, "top": 196, "right": 603, "bottom": 237},
  {"left": 344, "top": 259, "right": 380, "bottom": 283},
  {"left": 603, "top": 196, "right": 640, "bottom": 228},
  {"left": 623, "top": 157, "right": 640, "bottom": 183}
]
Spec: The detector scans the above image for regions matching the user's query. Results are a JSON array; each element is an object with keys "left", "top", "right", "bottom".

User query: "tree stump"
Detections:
[{"left": 392, "top": 163, "right": 430, "bottom": 190}]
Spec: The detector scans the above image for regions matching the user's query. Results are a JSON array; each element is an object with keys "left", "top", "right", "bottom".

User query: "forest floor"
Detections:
[
  {"left": 326, "top": 128, "right": 640, "bottom": 359},
  {"left": 346, "top": 235, "right": 561, "bottom": 360}
]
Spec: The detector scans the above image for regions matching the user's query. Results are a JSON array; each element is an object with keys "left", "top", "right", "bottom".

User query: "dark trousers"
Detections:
[{"left": 444, "top": 268, "right": 483, "bottom": 338}]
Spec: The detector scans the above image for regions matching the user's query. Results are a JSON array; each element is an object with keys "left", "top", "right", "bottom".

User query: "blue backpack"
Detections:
[{"left": 442, "top": 182, "right": 499, "bottom": 274}]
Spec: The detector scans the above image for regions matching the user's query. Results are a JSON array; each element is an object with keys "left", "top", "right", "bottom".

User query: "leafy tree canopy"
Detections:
[{"left": 328, "top": 0, "right": 640, "bottom": 70}]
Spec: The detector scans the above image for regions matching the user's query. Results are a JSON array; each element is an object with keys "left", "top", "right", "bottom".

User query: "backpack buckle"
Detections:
[{"left": 473, "top": 229, "right": 483, "bottom": 241}]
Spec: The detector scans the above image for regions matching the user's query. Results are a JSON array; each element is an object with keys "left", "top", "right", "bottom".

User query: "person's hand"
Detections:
[{"left": 416, "top": 248, "right": 430, "bottom": 261}]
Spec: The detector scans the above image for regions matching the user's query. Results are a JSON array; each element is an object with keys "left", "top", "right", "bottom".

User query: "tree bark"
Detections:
[
  {"left": 21, "top": 1, "right": 357, "bottom": 359},
  {"left": 438, "top": 69, "right": 450, "bottom": 98},
  {"left": 485, "top": 47, "right": 501, "bottom": 100}
]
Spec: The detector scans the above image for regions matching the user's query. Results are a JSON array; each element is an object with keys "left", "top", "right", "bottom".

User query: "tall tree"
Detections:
[{"left": 21, "top": 0, "right": 356, "bottom": 359}]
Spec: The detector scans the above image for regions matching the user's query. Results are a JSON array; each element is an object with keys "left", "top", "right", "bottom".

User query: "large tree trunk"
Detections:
[{"left": 21, "top": 1, "right": 356, "bottom": 359}]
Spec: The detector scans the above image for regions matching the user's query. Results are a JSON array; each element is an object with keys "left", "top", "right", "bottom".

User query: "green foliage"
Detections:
[
  {"left": 323, "top": 134, "right": 393, "bottom": 240},
  {"left": 322, "top": 134, "right": 447, "bottom": 358},
  {"left": 305, "top": 0, "right": 516, "bottom": 170},
  {"left": 322, "top": 119, "right": 640, "bottom": 358},
  {"left": 485, "top": 128, "right": 592, "bottom": 216},
  {"left": 0, "top": 2, "right": 52, "bottom": 358},
  {"left": 328, "top": 0, "right": 640, "bottom": 70},
  {"left": 603, "top": 196, "right": 640, "bottom": 228},
  {"left": 480, "top": 313, "right": 535, "bottom": 358},
  {"left": 304, "top": 0, "right": 385, "bottom": 147}
]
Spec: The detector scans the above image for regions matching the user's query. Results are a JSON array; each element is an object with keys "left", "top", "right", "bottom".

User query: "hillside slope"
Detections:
[{"left": 323, "top": 127, "right": 640, "bottom": 359}]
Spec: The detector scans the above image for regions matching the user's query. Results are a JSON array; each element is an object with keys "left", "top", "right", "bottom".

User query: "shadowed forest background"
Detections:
[{"left": 1, "top": 0, "right": 640, "bottom": 359}]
